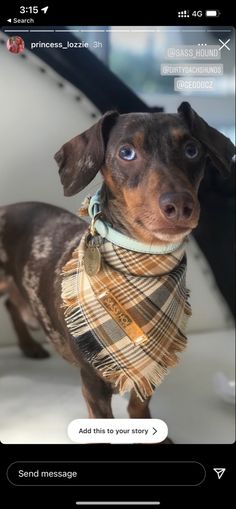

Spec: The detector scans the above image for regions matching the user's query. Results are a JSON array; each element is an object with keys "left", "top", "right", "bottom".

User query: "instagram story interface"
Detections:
[{"left": 0, "top": 25, "right": 235, "bottom": 450}]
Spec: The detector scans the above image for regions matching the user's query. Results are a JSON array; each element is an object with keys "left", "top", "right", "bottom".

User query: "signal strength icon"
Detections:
[{"left": 178, "top": 10, "right": 190, "bottom": 17}]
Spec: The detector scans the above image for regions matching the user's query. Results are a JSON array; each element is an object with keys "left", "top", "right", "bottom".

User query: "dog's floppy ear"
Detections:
[
  {"left": 54, "top": 111, "right": 119, "bottom": 196},
  {"left": 178, "top": 101, "right": 235, "bottom": 177}
]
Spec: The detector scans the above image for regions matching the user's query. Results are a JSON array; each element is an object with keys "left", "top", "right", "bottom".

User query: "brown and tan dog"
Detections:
[{"left": 0, "top": 102, "right": 234, "bottom": 423}]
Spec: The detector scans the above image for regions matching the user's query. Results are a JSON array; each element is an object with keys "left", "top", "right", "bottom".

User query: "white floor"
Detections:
[{"left": 0, "top": 330, "right": 234, "bottom": 444}]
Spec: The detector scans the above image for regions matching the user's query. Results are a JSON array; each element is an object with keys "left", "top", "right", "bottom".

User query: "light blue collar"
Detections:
[{"left": 88, "top": 189, "right": 184, "bottom": 254}]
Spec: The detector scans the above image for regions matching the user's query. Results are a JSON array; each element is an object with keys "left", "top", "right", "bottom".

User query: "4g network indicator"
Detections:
[{"left": 177, "top": 10, "right": 221, "bottom": 18}]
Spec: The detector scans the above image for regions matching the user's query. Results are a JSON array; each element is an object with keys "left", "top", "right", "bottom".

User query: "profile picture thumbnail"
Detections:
[{"left": 6, "top": 36, "right": 25, "bottom": 54}]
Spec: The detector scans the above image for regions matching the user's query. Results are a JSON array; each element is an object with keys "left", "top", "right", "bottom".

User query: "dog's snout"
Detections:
[{"left": 159, "top": 192, "right": 194, "bottom": 222}]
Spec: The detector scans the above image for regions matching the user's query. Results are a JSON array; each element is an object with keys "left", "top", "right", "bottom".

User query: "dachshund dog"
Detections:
[{"left": 0, "top": 102, "right": 234, "bottom": 426}]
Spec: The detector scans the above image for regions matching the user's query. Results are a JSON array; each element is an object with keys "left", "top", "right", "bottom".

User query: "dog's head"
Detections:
[{"left": 55, "top": 102, "right": 235, "bottom": 244}]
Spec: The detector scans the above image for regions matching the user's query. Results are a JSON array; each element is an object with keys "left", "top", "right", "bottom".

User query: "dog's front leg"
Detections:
[
  {"left": 80, "top": 367, "right": 114, "bottom": 418},
  {"left": 128, "top": 389, "right": 151, "bottom": 419}
]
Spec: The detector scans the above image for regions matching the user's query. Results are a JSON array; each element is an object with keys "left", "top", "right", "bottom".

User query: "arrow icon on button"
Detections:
[
  {"left": 213, "top": 468, "right": 226, "bottom": 479},
  {"left": 152, "top": 427, "right": 157, "bottom": 435}
]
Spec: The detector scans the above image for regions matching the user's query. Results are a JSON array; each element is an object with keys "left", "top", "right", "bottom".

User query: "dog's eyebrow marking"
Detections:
[
  {"left": 31, "top": 235, "right": 52, "bottom": 260},
  {"left": 0, "top": 209, "right": 8, "bottom": 263},
  {"left": 132, "top": 132, "right": 144, "bottom": 147},
  {"left": 118, "top": 137, "right": 136, "bottom": 146},
  {"left": 170, "top": 128, "right": 186, "bottom": 141}
]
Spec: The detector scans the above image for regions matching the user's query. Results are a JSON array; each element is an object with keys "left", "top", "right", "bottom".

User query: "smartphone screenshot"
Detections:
[{"left": 0, "top": 4, "right": 235, "bottom": 507}]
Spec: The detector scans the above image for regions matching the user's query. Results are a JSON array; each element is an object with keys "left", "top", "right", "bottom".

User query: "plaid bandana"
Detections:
[{"left": 61, "top": 233, "right": 191, "bottom": 401}]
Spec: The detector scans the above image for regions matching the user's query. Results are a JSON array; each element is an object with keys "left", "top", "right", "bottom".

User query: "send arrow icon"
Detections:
[{"left": 213, "top": 468, "right": 226, "bottom": 479}]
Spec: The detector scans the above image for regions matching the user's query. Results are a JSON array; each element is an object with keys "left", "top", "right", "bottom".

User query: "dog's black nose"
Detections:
[{"left": 159, "top": 192, "right": 194, "bottom": 222}]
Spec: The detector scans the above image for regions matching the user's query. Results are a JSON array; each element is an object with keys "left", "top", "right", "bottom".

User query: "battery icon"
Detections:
[{"left": 205, "top": 10, "right": 220, "bottom": 17}]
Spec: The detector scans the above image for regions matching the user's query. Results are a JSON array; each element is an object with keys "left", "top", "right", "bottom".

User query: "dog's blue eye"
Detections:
[
  {"left": 119, "top": 146, "right": 136, "bottom": 161},
  {"left": 184, "top": 142, "right": 199, "bottom": 159}
]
